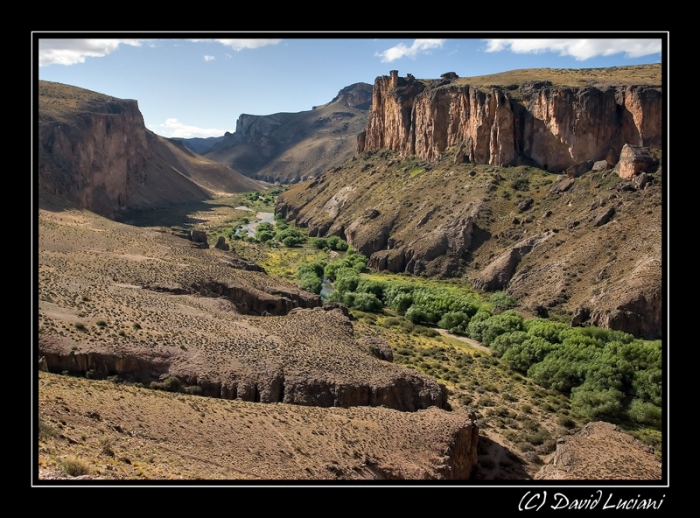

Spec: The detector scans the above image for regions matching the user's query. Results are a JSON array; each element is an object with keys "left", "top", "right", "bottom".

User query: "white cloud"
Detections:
[
  {"left": 375, "top": 39, "right": 445, "bottom": 63},
  {"left": 39, "top": 39, "right": 143, "bottom": 66},
  {"left": 151, "top": 118, "right": 230, "bottom": 139},
  {"left": 190, "top": 39, "right": 281, "bottom": 51},
  {"left": 204, "top": 55, "right": 215, "bottom": 61},
  {"left": 484, "top": 39, "right": 662, "bottom": 61}
]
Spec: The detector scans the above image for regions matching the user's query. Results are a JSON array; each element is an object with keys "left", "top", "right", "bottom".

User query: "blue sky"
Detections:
[{"left": 36, "top": 34, "right": 665, "bottom": 139}]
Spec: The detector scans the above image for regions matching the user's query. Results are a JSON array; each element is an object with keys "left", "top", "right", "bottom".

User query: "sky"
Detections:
[{"left": 35, "top": 33, "right": 665, "bottom": 139}]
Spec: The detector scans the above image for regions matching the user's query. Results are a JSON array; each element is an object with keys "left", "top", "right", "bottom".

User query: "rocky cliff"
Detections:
[
  {"left": 278, "top": 66, "right": 663, "bottom": 338},
  {"left": 361, "top": 68, "right": 661, "bottom": 172},
  {"left": 39, "top": 82, "right": 150, "bottom": 217},
  {"left": 39, "top": 81, "right": 260, "bottom": 218}
]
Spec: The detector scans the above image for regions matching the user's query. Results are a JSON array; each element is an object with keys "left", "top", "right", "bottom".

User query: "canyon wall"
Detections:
[
  {"left": 38, "top": 81, "right": 260, "bottom": 218},
  {"left": 361, "top": 71, "right": 662, "bottom": 171},
  {"left": 39, "top": 83, "right": 151, "bottom": 218}
]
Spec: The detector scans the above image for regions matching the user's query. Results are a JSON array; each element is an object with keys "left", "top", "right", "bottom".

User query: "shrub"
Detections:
[
  {"left": 438, "top": 311, "right": 471, "bottom": 335},
  {"left": 556, "top": 415, "right": 576, "bottom": 428},
  {"left": 627, "top": 399, "right": 662, "bottom": 426},
  {"left": 185, "top": 385, "right": 203, "bottom": 396},
  {"left": 490, "top": 331, "right": 528, "bottom": 357},
  {"left": 100, "top": 438, "right": 114, "bottom": 456},
  {"left": 570, "top": 382, "right": 624, "bottom": 420},
  {"left": 299, "top": 273, "right": 322, "bottom": 294},
  {"left": 60, "top": 457, "right": 89, "bottom": 477},
  {"left": 490, "top": 291, "right": 517, "bottom": 310},
  {"left": 467, "top": 308, "right": 493, "bottom": 341},
  {"left": 510, "top": 178, "right": 530, "bottom": 191},
  {"left": 352, "top": 292, "right": 383, "bottom": 312},
  {"left": 356, "top": 280, "right": 386, "bottom": 300},
  {"left": 39, "top": 416, "right": 57, "bottom": 440},
  {"left": 297, "top": 261, "right": 326, "bottom": 280},
  {"left": 333, "top": 269, "right": 360, "bottom": 294},
  {"left": 480, "top": 310, "right": 525, "bottom": 346},
  {"left": 501, "top": 336, "right": 554, "bottom": 373},
  {"left": 414, "top": 326, "right": 440, "bottom": 337}
]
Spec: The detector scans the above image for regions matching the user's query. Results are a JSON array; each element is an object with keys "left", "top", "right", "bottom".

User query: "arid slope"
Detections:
[
  {"left": 279, "top": 65, "right": 663, "bottom": 338},
  {"left": 39, "top": 81, "right": 261, "bottom": 218},
  {"left": 205, "top": 83, "right": 372, "bottom": 183}
]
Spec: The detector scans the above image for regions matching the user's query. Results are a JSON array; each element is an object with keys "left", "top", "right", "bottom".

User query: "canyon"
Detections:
[{"left": 36, "top": 63, "right": 664, "bottom": 482}]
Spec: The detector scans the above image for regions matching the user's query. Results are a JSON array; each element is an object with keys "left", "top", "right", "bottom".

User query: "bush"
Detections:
[
  {"left": 333, "top": 269, "right": 360, "bottom": 294},
  {"left": 570, "top": 382, "right": 624, "bottom": 420},
  {"left": 627, "top": 399, "right": 662, "bottom": 426},
  {"left": 438, "top": 311, "right": 471, "bottom": 335},
  {"left": 479, "top": 310, "right": 525, "bottom": 346},
  {"left": 60, "top": 457, "right": 89, "bottom": 477},
  {"left": 467, "top": 307, "right": 493, "bottom": 341},
  {"left": 510, "top": 178, "right": 530, "bottom": 191},
  {"left": 297, "top": 261, "right": 326, "bottom": 280},
  {"left": 352, "top": 292, "right": 383, "bottom": 312},
  {"left": 185, "top": 385, "right": 203, "bottom": 396},
  {"left": 299, "top": 273, "right": 322, "bottom": 294},
  {"left": 490, "top": 331, "right": 528, "bottom": 357},
  {"left": 490, "top": 291, "right": 517, "bottom": 310},
  {"left": 501, "top": 336, "right": 554, "bottom": 373},
  {"left": 39, "top": 416, "right": 57, "bottom": 440}
]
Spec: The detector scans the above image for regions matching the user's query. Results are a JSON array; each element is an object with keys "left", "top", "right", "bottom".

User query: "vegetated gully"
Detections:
[{"left": 237, "top": 207, "right": 334, "bottom": 298}]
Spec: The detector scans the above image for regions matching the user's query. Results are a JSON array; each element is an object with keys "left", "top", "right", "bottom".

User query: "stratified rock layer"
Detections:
[
  {"left": 38, "top": 208, "right": 447, "bottom": 412},
  {"left": 361, "top": 70, "right": 661, "bottom": 172},
  {"left": 39, "top": 81, "right": 260, "bottom": 218}
]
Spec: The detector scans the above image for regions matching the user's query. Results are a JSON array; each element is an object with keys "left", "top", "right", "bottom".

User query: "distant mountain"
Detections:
[
  {"left": 204, "top": 82, "right": 373, "bottom": 183},
  {"left": 38, "top": 81, "right": 261, "bottom": 218},
  {"left": 172, "top": 135, "right": 225, "bottom": 155}
]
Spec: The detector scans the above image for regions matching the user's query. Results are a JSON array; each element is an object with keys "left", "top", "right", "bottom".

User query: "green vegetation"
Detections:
[{"left": 300, "top": 247, "right": 661, "bottom": 431}]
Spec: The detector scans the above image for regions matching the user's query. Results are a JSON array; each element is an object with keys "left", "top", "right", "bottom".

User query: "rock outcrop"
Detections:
[
  {"left": 535, "top": 422, "right": 661, "bottom": 480},
  {"left": 39, "top": 81, "right": 260, "bottom": 218},
  {"left": 39, "top": 82, "right": 151, "bottom": 218},
  {"left": 473, "top": 233, "right": 552, "bottom": 292},
  {"left": 615, "top": 144, "right": 660, "bottom": 179},
  {"left": 38, "top": 208, "right": 450, "bottom": 413},
  {"left": 361, "top": 70, "right": 661, "bottom": 172}
]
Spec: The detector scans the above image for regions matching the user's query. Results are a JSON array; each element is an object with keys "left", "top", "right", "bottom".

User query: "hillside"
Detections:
[
  {"left": 38, "top": 81, "right": 261, "bottom": 218},
  {"left": 172, "top": 136, "right": 224, "bottom": 154},
  {"left": 37, "top": 206, "right": 478, "bottom": 480},
  {"left": 204, "top": 83, "right": 372, "bottom": 183},
  {"left": 35, "top": 65, "right": 664, "bottom": 483},
  {"left": 279, "top": 66, "right": 663, "bottom": 338}
]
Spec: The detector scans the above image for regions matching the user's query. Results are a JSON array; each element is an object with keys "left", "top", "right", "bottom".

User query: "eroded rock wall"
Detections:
[
  {"left": 362, "top": 73, "right": 662, "bottom": 172},
  {"left": 39, "top": 95, "right": 150, "bottom": 218}
]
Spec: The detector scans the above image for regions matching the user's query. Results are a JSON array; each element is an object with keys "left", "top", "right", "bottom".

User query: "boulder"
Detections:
[
  {"left": 357, "top": 336, "right": 394, "bottom": 362},
  {"left": 565, "top": 160, "right": 594, "bottom": 178},
  {"left": 592, "top": 159, "right": 610, "bottom": 172},
  {"left": 634, "top": 172, "right": 652, "bottom": 190},
  {"left": 517, "top": 198, "right": 534, "bottom": 212},
  {"left": 215, "top": 236, "right": 230, "bottom": 251},
  {"left": 615, "top": 144, "right": 659, "bottom": 179},
  {"left": 549, "top": 176, "right": 575, "bottom": 194},
  {"left": 190, "top": 230, "right": 209, "bottom": 248},
  {"left": 594, "top": 207, "right": 616, "bottom": 227}
]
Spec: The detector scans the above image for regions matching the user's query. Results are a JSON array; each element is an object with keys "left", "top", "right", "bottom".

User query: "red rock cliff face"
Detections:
[
  {"left": 362, "top": 73, "right": 661, "bottom": 171},
  {"left": 39, "top": 90, "right": 151, "bottom": 218}
]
